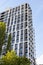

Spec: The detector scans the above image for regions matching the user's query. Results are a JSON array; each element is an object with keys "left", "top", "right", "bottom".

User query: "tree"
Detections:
[
  {"left": 0, "top": 22, "right": 6, "bottom": 55},
  {"left": 6, "top": 33, "right": 11, "bottom": 52},
  {"left": 20, "top": 57, "right": 31, "bottom": 65},
  {"left": 0, "top": 50, "right": 18, "bottom": 65},
  {"left": 0, "top": 51, "right": 31, "bottom": 65}
]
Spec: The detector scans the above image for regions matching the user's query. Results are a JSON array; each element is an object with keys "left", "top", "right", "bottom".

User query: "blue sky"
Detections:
[{"left": 0, "top": 0, "right": 43, "bottom": 59}]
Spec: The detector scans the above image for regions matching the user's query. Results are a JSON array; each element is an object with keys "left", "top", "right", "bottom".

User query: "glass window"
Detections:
[
  {"left": 21, "top": 23, "right": 23, "bottom": 29},
  {"left": 17, "top": 31, "right": 19, "bottom": 36},
  {"left": 16, "top": 31, "right": 19, "bottom": 42},
  {"left": 17, "top": 15, "right": 20, "bottom": 23},
  {"left": 21, "top": 30, "right": 23, "bottom": 35},
  {"left": 15, "top": 7, "right": 17, "bottom": 12},
  {"left": 21, "top": 5, "right": 24, "bottom": 10},
  {"left": 19, "top": 43, "right": 23, "bottom": 48},
  {"left": 13, "top": 25, "right": 15, "bottom": 31},
  {"left": 21, "top": 14, "right": 24, "bottom": 22},
  {"left": 9, "top": 26, "right": 12, "bottom": 32},
  {"left": 25, "top": 13, "right": 27, "bottom": 21},
  {"left": 24, "top": 22, "right": 27, "bottom": 28},
  {"left": 24, "top": 42, "right": 28, "bottom": 56},
  {"left": 7, "top": 18, "right": 10, "bottom": 26},
  {"left": 20, "top": 35, "right": 23, "bottom": 41},
  {"left": 13, "top": 32, "right": 15, "bottom": 37},
  {"left": 24, "top": 29, "right": 27, "bottom": 41},
  {"left": 19, "top": 43, "right": 23, "bottom": 56},
  {"left": 17, "top": 24, "right": 19, "bottom": 30},
  {"left": 16, "top": 38, "right": 19, "bottom": 42},
  {"left": 16, "top": 31, "right": 19, "bottom": 43},
  {"left": 19, "top": 53, "right": 22, "bottom": 56},
  {"left": 25, "top": 3, "right": 27, "bottom": 9},
  {"left": 15, "top": 44, "right": 18, "bottom": 49},
  {"left": 14, "top": 21, "right": 16, "bottom": 24},
  {"left": 12, "top": 39, "right": 15, "bottom": 43}
]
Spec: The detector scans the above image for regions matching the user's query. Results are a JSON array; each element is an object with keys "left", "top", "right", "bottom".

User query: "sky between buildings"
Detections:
[{"left": 0, "top": 0, "right": 43, "bottom": 64}]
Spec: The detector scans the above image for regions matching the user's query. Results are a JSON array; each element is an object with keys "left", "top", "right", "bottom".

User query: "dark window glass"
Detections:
[
  {"left": 17, "top": 24, "right": 19, "bottom": 30},
  {"left": 21, "top": 14, "right": 24, "bottom": 22},
  {"left": 24, "top": 42, "right": 28, "bottom": 56},
  {"left": 7, "top": 17, "right": 10, "bottom": 26},
  {"left": 13, "top": 32, "right": 15, "bottom": 37},
  {"left": 21, "top": 30, "right": 23, "bottom": 35},
  {"left": 24, "top": 22, "right": 27, "bottom": 28},
  {"left": 21, "top": 23, "right": 23, "bottom": 29},
  {"left": 25, "top": 13, "right": 27, "bottom": 21},
  {"left": 15, "top": 44, "right": 18, "bottom": 54},
  {"left": 9, "top": 26, "right": 11, "bottom": 32},
  {"left": 13, "top": 25, "right": 15, "bottom": 31},
  {"left": 16, "top": 31, "right": 19, "bottom": 43},
  {"left": 21, "top": 30, "right": 23, "bottom": 41},
  {"left": 25, "top": 3, "right": 27, "bottom": 9},
  {"left": 19, "top": 43, "right": 23, "bottom": 56},
  {"left": 15, "top": 44, "right": 18, "bottom": 50},
  {"left": 21, "top": 5, "right": 24, "bottom": 9},
  {"left": 24, "top": 29, "right": 27, "bottom": 41}
]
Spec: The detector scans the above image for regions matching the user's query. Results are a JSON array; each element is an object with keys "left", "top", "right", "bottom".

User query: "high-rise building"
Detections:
[{"left": 0, "top": 3, "right": 36, "bottom": 65}]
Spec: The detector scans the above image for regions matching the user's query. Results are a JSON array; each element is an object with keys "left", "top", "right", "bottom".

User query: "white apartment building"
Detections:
[{"left": 0, "top": 3, "right": 36, "bottom": 65}]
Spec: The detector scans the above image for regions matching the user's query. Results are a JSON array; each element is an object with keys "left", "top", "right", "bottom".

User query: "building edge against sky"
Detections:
[{"left": 0, "top": 3, "right": 36, "bottom": 65}]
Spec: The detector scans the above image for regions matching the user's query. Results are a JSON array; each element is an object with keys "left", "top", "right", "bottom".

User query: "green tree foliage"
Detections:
[
  {"left": 0, "top": 22, "right": 6, "bottom": 55},
  {"left": 0, "top": 50, "right": 18, "bottom": 65},
  {"left": 6, "top": 33, "right": 11, "bottom": 52},
  {"left": 0, "top": 51, "right": 31, "bottom": 65},
  {"left": 19, "top": 57, "right": 31, "bottom": 65}
]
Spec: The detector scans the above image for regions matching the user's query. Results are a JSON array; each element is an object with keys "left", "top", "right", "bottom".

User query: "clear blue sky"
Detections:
[{"left": 0, "top": 0, "right": 43, "bottom": 58}]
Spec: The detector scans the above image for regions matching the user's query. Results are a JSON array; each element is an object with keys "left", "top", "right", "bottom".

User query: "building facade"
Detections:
[{"left": 0, "top": 3, "right": 36, "bottom": 65}]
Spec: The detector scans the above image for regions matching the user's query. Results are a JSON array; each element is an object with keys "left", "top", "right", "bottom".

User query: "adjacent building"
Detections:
[{"left": 0, "top": 3, "right": 36, "bottom": 65}]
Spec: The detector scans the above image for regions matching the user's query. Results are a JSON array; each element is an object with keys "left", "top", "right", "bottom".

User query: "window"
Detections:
[
  {"left": 20, "top": 30, "right": 23, "bottom": 41},
  {"left": 16, "top": 31, "right": 19, "bottom": 43},
  {"left": 21, "top": 5, "right": 24, "bottom": 10},
  {"left": 17, "top": 24, "right": 19, "bottom": 30},
  {"left": 17, "top": 31, "right": 19, "bottom": 36},
  {"left": 29, "top": 52, "right": 31, "bottom": 57},
  {"left": 17, "top": 19, "right": 20, "bottom": 23},
  {"left": 14, "top": 21, "right": 16, "bottom": 24},
  {"left": 19, "top": 53, "right": 22, "bottom": 56},
  {"left": 24, "top": 42, "right": 28, "bottom": 56},
  {"left": 21, "top": 30, "right": 23, "bottom": 35},
  {"left": 15, "top": 44, "right": 18, "bottom": 50},
  {"left": 13, "top": 32, "right": 15, "bottom": 37},
  {"left": 24, "top": 29, "right": 27, "bottom": 41},
  {"left": 17, "top": 15, "right": 20, "bottom": 23},
  {"left": 21, "top": 13, "right": 24, "bottom": 22},
  {"left": 25, "top": 13, "right": 27, "bottom": 21},
  {"left": 13, "top": 25, "right": 15, "bottom": 31},
  {"left": 15, "top": 15, "right": 17, "bottom": 21},
  {"left": 19, "top": 43, "right": 23, "bottom": 56},
  {"left": 15, "top": 44, "right": 18, "bottom": 54},
  {"left": 12, "top": 39, "right": 15, "bottom": 43},
  {"left": 15, "top": 7, "right": 17, "bottom": 12},
  {"left": 7, "top": 17, "right": 10, "bottom": 26},
  {"left": 16, "top": 34, "right": 19, "bottom": 42},
  {"left": 9, "top": 26, "right": 11, "bottom": 32},
  {"left": 24, "top": 22, "right": 27, "bottom": 28},
  {"left": 19, "top": 43, "right": 23, "bottom": 48},
  {"left": 25, "top": 3, "right": 27, "bottom": 9},
  {"left": 21, "top": 23, "right": 23, "bottom": 29}
]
